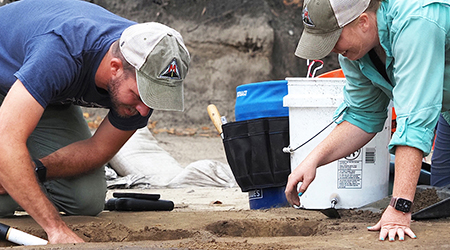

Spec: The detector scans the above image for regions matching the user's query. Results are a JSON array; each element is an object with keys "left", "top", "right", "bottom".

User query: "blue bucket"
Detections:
[
  {"left": 233, "top": 80, "right": 290, "bottom": 210},
  {"left": 235, "top": 80, "right": 288, "bottom": 121},
  {"left": 248, "top": 186, "right": 290, "bottom": 210}
]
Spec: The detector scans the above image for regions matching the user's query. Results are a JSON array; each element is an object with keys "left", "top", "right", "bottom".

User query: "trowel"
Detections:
[
  {"left": 320, "top": 193, "right": 341, "bottom": 219},
  {"left": 412, "top": 196, "right": 450, "bottom": 220}
]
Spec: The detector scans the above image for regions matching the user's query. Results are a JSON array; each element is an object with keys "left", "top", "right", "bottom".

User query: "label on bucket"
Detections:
[
  {"left": 248, "top": 189, "right": 263, "bottom": 200},
  {"left": 337, "top": 149, "right": 363, "bottom": 189},
  {"left": 336, "top": 147, "right": 377, "bottom": 189}
]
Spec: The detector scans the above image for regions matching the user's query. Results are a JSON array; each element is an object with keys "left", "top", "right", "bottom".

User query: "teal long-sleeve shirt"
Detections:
[{"left": 337, "top": 0, "right": 450, "bottom": 156}]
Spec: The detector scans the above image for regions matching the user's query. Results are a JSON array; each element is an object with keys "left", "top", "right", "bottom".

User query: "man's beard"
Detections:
[{"left": 107, "top": 77, "right": 138, "bottom": 118}]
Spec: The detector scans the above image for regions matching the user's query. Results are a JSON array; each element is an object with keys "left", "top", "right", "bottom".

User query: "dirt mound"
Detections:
[
  {"left": 412, "top": 187, "right": 442, "bottom": 213},
  {"left": 205, "top": 218, "right": 319, "bottom": 237}
]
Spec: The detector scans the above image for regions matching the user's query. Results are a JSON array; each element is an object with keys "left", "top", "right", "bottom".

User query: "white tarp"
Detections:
[
  {"left": 168, "top": 160, "right": 237, "bottom": 188},
  {"left": 107, "top": 127, "right": 237, "bottom": 189}
]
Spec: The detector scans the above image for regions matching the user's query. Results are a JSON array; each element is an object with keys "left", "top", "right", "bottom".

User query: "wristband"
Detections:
[
  {"left": 389, "top": 197, "right": 413, "bottom": 213},
  {"left": 33, "top": 159, "right": 47, "bottom": 183}
]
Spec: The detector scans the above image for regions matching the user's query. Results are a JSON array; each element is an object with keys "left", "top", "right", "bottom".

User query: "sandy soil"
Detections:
[{"left": 1, "top": 132, "right": 449, "bottom": 250}]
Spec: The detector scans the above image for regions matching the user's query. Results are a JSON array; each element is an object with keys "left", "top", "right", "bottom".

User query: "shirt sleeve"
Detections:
[
  {"left": 388, "top": 16, "right": 444, "bottom": 156},
  {"left": 14, "top": 33, "right": 79, "bottom": 108},
  {"left": 337, "top": 56, "right": 391, "bottom": 134},
  {"left": 107, "top": 109, "right": 153, "bottom": 131}
]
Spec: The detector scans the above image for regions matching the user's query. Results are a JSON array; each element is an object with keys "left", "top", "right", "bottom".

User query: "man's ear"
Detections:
[
  {"left": 357, "top": 13, "right": 371, "bottom": 32},
  {"left": 110, "top": 58, "right": 124, "bottom": 77}
]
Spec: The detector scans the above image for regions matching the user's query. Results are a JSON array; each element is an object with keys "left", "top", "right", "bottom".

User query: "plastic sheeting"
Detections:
[{"left": 108, "top": 127, "right": 237, "bottom": 189}]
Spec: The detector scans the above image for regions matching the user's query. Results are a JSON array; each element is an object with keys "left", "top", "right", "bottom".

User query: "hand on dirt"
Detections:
[
  {"left": 285, "top": 164, "right": 317, "bottom": 206},
  {"left": 47, "top": 225, "right": 84, "bottom": 244},
  {"left": 368, "top": 205, "right": 417, "bottom": 241}
]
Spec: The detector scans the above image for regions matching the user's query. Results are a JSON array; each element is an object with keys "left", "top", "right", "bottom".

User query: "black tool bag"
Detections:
[{"left": 222, "top": 116, "right": 291, "bottom": 192}]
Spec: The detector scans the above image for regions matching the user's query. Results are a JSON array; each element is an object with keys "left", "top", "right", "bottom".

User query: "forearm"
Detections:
[
  {"left": 0, "top": 142, "right": 66, "bottom": 233},
  {"left": 41, "top": 138, "right": 116, "bottom": 179},
  {"left": 0, "top": 80, "right": 65, "bottom": 234},
  {"left": 392, "top": 146, "right": 422, "bottom": 201},
  {"left": 367, "top": 145, "right": 421, "bottom": 240},
  {"left": 308, "top": 121, "right": 376, "bottom": 167},
  {"left": 39, "top": 117, "right": 135, "bottom": 179}
]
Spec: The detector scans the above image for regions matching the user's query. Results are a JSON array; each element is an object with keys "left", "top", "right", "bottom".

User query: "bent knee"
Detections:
[
  {"left": 54, "top": 189, "right": 106, "bottom": 216},
  {"left": 78, "top": 198, "right": 104, "bottom": 216}
]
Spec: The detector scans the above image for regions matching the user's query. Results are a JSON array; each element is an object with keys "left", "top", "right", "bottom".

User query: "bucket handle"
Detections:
[
  {"left": 306, "top": 59, "right": 324, "bottom": 78},
  {"left": 283, "top": 107, "right": 348, "bottom": 153}
]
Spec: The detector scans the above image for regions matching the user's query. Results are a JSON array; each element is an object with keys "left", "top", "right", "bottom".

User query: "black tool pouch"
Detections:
[{"left": 222, "top": 116, "right": 291, "bottom": 192}]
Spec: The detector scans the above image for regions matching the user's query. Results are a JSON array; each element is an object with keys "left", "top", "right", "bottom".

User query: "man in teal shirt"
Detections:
[{"left": 286, "top": 0, "right": 450, "bottom": 242}]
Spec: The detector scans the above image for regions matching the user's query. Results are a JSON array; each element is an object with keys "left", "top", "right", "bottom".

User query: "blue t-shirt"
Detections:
[{"left": 0, "top": 0, "right": 151, "bottom": 131}]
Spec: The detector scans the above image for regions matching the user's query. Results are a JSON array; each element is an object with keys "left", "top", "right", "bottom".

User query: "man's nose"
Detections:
[{"left": 135, "top": 103, "right": 151, "bottom": 117}]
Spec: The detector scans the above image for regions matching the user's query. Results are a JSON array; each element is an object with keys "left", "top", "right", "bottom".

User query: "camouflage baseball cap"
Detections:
[
  {"left": 120, "top": 22, "right": 190, "bottom": 111},
  {"left": 295, "top": 0, "right": 370, "bottom": 60}
]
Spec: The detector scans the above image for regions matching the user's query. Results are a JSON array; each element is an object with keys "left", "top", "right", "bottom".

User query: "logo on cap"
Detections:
[
  {"left": 302, "top": 6, "right": 315, "bottom": 27},
  {"left": 160, "top": 58, "right": 181, "bottom": 79}
]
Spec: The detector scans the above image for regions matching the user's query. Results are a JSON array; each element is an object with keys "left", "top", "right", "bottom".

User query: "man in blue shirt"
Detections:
[
  {"left": 0, "top": 0, "right": 190, "bottom": 244},
  {"left": 285, "top": 0, "right": 450, "bottom": 242}
]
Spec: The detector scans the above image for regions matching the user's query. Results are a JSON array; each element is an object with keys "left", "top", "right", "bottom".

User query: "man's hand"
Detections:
[
  {"left": 368, "top": 205, "right": 416, "bottom": 241},
  {"left": 285, "top": 162, "right": 317, "bottom": 206},
  {"left": 46, "top": 223, "right": 85, "bottom": 244}
]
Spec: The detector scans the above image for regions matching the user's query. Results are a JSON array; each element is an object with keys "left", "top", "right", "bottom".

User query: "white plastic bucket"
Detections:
[{"left": 283, "top": 77, "right": 391, "bottom": 209}]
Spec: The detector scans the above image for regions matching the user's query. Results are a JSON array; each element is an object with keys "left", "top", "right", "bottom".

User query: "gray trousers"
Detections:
[{"left": 0, "top": 94, "right": 106, "bottom": 217}]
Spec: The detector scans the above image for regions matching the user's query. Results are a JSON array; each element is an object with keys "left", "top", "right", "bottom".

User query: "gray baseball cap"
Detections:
[
  {"left": 120, "top": 22, "right": 190, "bottom": 111},
  {"left": 295, "top": 0, "right": 370, "bottom": 60}
]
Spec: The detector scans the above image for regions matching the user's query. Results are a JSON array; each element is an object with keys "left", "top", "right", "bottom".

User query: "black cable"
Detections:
[{"left": 283, "top": 108, "right": 346, "bottom": 153}]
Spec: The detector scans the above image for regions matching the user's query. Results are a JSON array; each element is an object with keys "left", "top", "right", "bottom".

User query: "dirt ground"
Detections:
[{"left": 0, "top": 132, "right": 449, "bottom": 250}]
